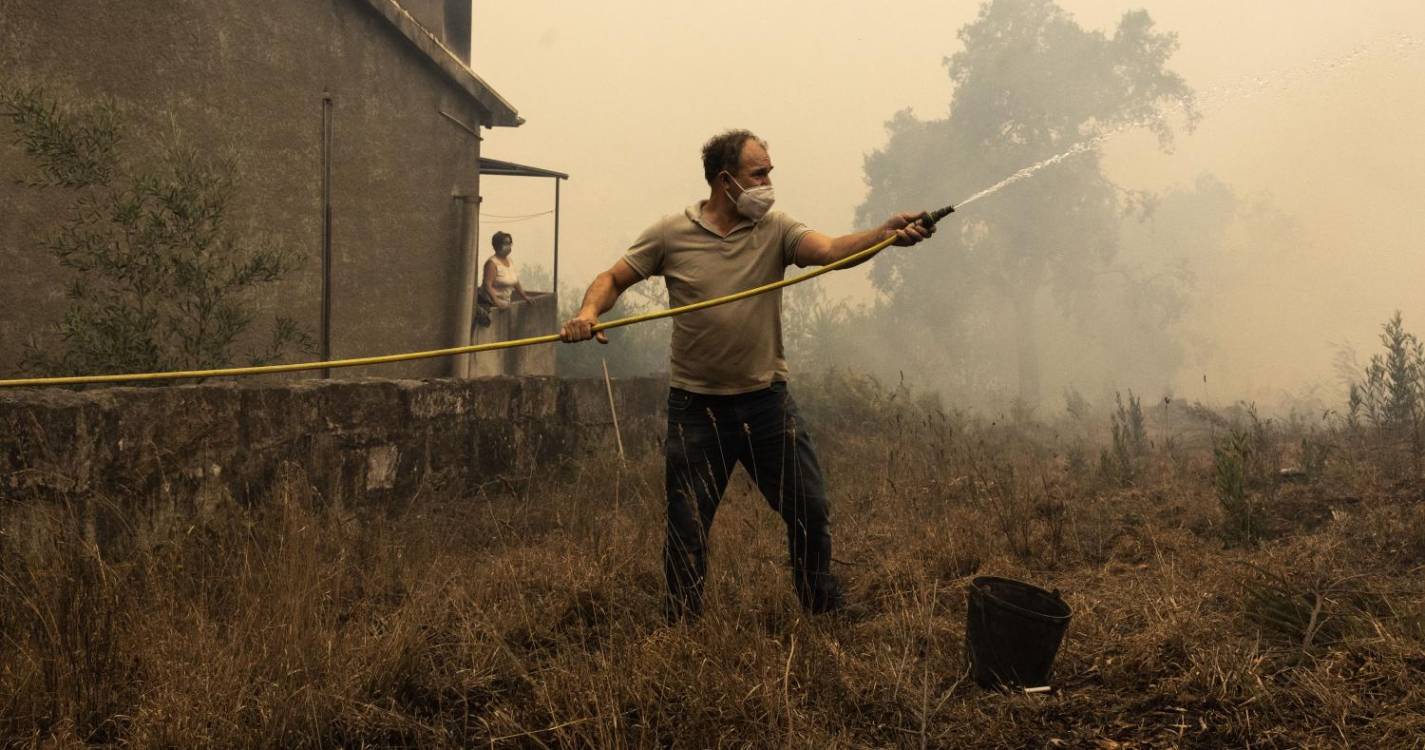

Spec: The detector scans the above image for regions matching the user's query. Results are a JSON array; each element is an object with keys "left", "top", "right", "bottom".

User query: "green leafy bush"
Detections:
[
  {"left": 1347, "top": 311, "right": 1424, "bottom": 475},
  {"left": 2, "top": 85, "right": 312, "bottom": 381}
]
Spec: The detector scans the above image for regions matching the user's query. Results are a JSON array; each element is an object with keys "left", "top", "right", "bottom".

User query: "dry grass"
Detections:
[{"left": 4, "top": 373, "right": 1425, "bottom": 748}]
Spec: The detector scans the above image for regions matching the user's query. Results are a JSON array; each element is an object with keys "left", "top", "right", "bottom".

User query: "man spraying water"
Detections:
[{"left": 560, "top": 129, "right": 935, "bottom": 620}]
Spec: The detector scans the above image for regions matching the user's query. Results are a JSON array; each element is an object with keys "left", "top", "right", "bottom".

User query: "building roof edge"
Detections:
[{"left": 359, "top": 0, "right": 523, "bottom": 128}]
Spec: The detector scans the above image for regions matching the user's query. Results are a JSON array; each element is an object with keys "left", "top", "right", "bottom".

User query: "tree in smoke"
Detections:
[
  {"left": 855, "top": 0, "right": 1197, "bottom": 406},
  {"left": 1104, "top": 173, "right": 1235, "bottom": 394}
]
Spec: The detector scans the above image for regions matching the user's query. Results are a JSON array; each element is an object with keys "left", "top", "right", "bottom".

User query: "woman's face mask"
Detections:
[{"left": 722, "top": 171, "right": 775, "bottom": 221}]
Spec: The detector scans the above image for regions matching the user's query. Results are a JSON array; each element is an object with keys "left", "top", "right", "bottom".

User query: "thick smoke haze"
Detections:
[{"left": 472, "top": 1, "right": 1424, "bottom": 411}]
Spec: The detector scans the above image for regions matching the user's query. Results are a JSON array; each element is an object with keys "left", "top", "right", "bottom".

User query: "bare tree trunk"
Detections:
[{"left": 1012, "top": 290, "right": 1041, "bottom": 408}]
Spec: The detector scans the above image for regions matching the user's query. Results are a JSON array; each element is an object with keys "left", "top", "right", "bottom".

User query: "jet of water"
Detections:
[{"left": 953, "top": 138, "right": 1104, "bottom": 210}]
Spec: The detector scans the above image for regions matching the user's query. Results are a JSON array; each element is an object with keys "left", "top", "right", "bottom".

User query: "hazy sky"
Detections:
[{"left": 470, "top": 1, "right": 1423, "bottom": 404}]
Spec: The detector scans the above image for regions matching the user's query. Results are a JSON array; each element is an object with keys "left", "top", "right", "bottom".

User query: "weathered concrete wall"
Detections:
[
  {"left": 0, "top": 0, "right": 492, "bottom": 381},
  {"left": 0, "top": 377, "right": 665, "bottom": 538},
  {"left": 399, "top": 0, "right": 471, "bottom": 62},
  {"left": 471, "top": 293, "right": 558, "bottom": 377},
  {"left": 399, "top": 0, "right": 451, "bottom": 42}
]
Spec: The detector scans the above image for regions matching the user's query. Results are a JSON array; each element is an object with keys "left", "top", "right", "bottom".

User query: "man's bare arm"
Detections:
[
  {"left": 560, "top": 258, "right": 642, "bottom": 344},
  {"left": 793, "top": 211, "right": 935, "bottom": 268}
]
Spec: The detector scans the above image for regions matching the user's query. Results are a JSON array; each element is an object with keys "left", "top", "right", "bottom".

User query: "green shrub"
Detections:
[
  {"left": 2, "top": 85, "right": 312, "bottom": 381},
  {"left": 1100, "top": 390, "right": 1147, "bottom": 486},
  {"left": 1215, "top": 428, "right": 1258, "bottom": 545},
  {"left": 1347, "top": 311, "right": 1424, "bottom": 475}
]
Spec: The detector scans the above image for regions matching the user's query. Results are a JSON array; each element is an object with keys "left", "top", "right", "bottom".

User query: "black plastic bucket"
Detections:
[{"left": 965, "top": 576, "right": 1072, "bottom": 690}]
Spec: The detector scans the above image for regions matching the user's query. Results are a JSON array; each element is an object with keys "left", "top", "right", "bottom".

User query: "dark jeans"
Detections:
[{"left": 663, "top": 381, "right": 843, "bottom": 619}]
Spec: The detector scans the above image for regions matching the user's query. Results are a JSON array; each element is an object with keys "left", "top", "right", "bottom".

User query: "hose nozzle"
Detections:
[{"left": 916, "top": 204, "right": 956, "bottom": 230}]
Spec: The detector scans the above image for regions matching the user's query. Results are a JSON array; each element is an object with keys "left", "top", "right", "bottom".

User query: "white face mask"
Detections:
[{"left": 723, "top": 172, "right": 775, "bottom": 221}]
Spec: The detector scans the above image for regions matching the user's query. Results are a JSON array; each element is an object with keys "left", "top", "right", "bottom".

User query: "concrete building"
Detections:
[{"left": 0, "top": 0, "right": 560, "bottom": 381}]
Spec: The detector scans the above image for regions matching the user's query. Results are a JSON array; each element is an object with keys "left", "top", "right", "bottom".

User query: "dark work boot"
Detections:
[{"left": 796, "top": 570, "right": 846, "bottom": 615}]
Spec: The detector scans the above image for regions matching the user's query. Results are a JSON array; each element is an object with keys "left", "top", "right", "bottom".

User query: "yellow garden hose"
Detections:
[{"left": 0, "top": 206, "right": 954, "bottom": 389}]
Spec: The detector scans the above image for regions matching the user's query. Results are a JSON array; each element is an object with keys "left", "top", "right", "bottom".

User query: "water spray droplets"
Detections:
[
  {"left": 952, "top": 32, "right": 1418, "bottom": 211},
  {"left": 954, "top": 139, "right": 1104, "bottom": 210}
]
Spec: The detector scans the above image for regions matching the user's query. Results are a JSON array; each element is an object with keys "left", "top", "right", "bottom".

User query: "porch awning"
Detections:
[{"left": 478, "top": 157, "right": 568, "bottom": 180}]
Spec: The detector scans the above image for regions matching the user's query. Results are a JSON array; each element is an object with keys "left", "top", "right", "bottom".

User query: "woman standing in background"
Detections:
[{"left": 477, "top": 231, "right": 533, "bottom": 325}]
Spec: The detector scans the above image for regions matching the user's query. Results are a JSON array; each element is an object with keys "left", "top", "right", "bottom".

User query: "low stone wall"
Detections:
[{"left": 0, "top": 377, "right": 665, "bottom": 532}]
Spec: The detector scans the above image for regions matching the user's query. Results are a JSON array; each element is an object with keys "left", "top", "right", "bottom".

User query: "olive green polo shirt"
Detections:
[{"left": 622, "top": 201, "right": 813, "bottom": 395}]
